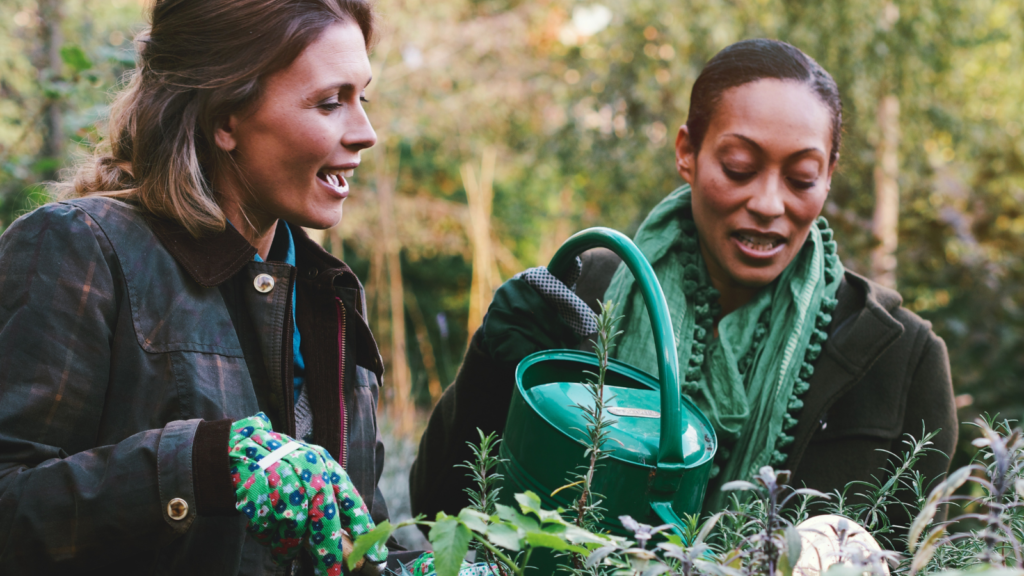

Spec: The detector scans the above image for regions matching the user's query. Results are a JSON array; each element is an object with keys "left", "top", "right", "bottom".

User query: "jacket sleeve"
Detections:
[
  {"left": 407, "top": 248, "right": 620, "bottom": 522},
  {"left": 408, "top": 328, "right": 519, "bottom": 521},
  {"left": 0, "top": 203, "right": 203, "bottom": 568}
]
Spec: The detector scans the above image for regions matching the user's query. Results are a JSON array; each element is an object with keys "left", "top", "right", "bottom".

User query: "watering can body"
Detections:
[
  {"left": 500, "top": 351, "right": 716, "bottom": 533},
  {"left": 497, "top": 227, "right": 717, "bottom": 568}
]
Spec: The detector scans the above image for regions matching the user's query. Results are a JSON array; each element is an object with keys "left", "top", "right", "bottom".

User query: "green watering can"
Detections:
[{"left": 498, "top": 227, "right": 717, "bottom": 559}]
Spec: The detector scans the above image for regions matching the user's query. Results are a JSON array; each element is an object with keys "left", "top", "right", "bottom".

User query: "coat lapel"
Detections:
[{"left": 786, "top": 271, "right": 905, "bottom": 473}]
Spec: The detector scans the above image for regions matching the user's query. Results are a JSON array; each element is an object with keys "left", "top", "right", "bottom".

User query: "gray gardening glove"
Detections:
[{"left": 483, "top": 257, "right": 597, "bottom": 362}]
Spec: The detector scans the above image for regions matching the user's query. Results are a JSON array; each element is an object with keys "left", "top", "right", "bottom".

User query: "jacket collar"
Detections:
[
  {"left": 147, "top": 216, "right": 257, "bottom": 288},
  {"left": 148, "top": 216, "right": 384, "bottom": 379},
  {"left": 824, "top": 270, "right": 905, "bottom": 375}
]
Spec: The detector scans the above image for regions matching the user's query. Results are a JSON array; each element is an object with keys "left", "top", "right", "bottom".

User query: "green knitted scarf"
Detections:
[{"left": 603, "top": 185, "right": 843, "bottom": 512}]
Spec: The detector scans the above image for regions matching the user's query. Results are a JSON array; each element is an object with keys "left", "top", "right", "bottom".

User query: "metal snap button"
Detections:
[
  {"left": 167, "top": 498, "right": 189, "bottom": 520},
  {"left": 306, "top": 267, "right": 318, "bottom": 278},
  {"left": 254, "top": 273, "right": 275, "bottom": 293}
]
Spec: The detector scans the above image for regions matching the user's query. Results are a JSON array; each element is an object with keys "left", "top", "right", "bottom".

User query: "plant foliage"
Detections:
[{"left": 353, "top": 416, "right": 1024, "bottom": 576}]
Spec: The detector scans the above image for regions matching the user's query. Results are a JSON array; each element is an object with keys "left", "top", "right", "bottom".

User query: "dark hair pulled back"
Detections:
[{"left": 686, "top": 39, "right": 843, "bottom": 165}]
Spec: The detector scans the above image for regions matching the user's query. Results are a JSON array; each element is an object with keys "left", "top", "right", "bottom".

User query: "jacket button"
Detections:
[
  {"left": 167, "top": 498, "right": 189, "bottom": 520},
  {"left": 254, "top": 274, "right": 275, "bottom": 293},
  {"left": 306, "top": 267, "right": 318, "bottom": 278}
]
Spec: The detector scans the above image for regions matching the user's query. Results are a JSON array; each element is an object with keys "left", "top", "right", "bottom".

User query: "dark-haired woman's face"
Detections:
[
  {"left": 214, "top": 20, "right": 376, "bottom": 231},
  {"left": 676, "top": 79, "right": 835, "bottom": 292}
]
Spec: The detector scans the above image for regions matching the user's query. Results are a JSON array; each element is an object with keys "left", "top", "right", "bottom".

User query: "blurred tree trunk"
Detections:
[
  {"left": 538, "top": 187, "right": 574, "bottom": 266},
  {"left": 463, "top": 147, "right": 499, "bottom": 338},
  {"left": 376, "top": 149, "right": 413, "bottom": 430},
  {"left": 405, "top": 290, "right": 442, "bottom": 403},
  {"left": 36, "top": 0, "right": 63, "bottom": 181},
  {"left": 871, "top": 94, "right": 900, "bottom": 289}
]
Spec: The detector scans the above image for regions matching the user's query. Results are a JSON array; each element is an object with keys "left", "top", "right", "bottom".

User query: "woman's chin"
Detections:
[
  {"left": 290, "top": 206, "right": 343, "bottom": 231},
  {"left": 726, "top": 265, "right": 785, "bottom": 289}
]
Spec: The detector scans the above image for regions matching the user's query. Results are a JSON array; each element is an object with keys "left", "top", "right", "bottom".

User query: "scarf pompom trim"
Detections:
[{"left": 682, "top": 217, "right": 840, "bottom": 479}]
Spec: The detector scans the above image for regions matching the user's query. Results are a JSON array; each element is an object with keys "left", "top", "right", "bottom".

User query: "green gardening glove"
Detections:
[{"left": 229, "top": 413, "right": 387, "bottom": 575}]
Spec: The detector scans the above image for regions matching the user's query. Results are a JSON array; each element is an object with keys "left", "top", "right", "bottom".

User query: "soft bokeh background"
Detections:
[{"left": 2, "top": 0, "right": 1022, "bottom": 547}]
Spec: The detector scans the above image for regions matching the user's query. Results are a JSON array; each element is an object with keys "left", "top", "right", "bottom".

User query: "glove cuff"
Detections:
[{"left": 192, "top": 418, "right": 237, "bottom": 516}]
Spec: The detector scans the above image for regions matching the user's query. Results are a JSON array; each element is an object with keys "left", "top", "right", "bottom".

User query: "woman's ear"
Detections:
[
  {"left": 213, "top": 114, "right": 240, "bottom": 153},
  {"left": 825, "top": 154, "right": 839, "bottom": 191},
  {"left": 675, "top": 125, "right": 696, "bottom": 185}
]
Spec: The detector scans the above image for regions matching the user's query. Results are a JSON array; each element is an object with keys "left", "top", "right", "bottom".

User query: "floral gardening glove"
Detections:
[
  {"left": 406, "top": 552, "right": 500, "bottom": 576},
  {"left": 229, "top": 413, "right": 388, "bottom": 575}
]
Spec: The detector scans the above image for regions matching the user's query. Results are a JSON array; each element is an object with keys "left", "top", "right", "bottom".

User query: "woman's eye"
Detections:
[
  {"left": 360, "top": 96, "right": 370, "bottom": 104},
  {"left": 722, "top": 166, "right": 755, "bottom": 181},
  {"left": 788, "top": 177, "right": 816, "bottom": 190},
  {"left": 319, "top": 101, "right": 342, "bottom": 112}
]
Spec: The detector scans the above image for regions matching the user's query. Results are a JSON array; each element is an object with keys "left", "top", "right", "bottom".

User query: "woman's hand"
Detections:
[
  {"left": 228, "top": 413, "right": 387, "bottom": 575},
  {"left": 483, "top": 258, "right": 596, "bottom": 362}
]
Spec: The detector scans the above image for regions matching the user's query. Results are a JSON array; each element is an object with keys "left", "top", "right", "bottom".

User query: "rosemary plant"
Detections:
[
  {"left": 456, "top": 428, "right": 506, "bottom": 517},
  {"left": 456, "top": 429, "right": 512, "bottom": 575},
  {"left": 825, "top": 427, "right": 941, "bottom": 542},
  {"left": 568, "top": 300, "right": 623, "bottom": 533}
]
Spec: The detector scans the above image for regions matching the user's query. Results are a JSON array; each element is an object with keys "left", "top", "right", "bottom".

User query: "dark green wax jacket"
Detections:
[
  {"left": 0, "top": 198, "right": 417, "bottom": 574},
  {"left": 410, "top": 248, "right": 958, "bottom": 534}
]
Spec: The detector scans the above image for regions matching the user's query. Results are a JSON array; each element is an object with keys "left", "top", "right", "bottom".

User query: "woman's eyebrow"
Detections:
[
  {"left": 723, "top": 133, "right": 762, "bottom": 151},
  {"left": 723, "top": 133, "right": 824, "bottom": 159},
  {"left": 314, "top": 76, "right": 374, "bottom": 95}
]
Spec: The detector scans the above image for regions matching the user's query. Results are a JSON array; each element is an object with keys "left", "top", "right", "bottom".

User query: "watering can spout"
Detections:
[{"left": 651, "top": 501, "right": 689, "bottom": 540}]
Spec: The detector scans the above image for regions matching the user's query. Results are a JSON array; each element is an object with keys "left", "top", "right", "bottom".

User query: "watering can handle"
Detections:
[{"left": 547, "top": 228, "right": 686, "bottom": 474}]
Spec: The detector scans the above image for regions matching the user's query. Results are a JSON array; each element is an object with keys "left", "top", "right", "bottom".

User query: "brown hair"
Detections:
[{"left": 62, "top": 0, "right": 376, "bottom": 237}]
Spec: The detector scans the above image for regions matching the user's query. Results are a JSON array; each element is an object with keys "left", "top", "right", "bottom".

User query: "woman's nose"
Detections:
[
  {"left": 746, "top": 174, "right": 786, "bottom": 221},
  {"left": 342, "top": 106, "right": 377, "bottom": 152}
]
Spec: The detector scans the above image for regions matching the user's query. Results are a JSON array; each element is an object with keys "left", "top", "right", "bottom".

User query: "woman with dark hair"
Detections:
[
  {"left": 0, "top": 0, "right": 423, "bottom": 573},
  {"left": 411, "top": 39, "right": 957, "bottom": 531}
]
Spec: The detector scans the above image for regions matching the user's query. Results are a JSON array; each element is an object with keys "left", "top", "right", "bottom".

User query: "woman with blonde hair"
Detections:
[{"left": 0, "top": 0, "right": 422, "bottom": 573}]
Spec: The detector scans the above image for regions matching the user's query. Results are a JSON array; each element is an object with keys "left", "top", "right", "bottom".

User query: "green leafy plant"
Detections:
[
  {"left": 354, "top": 416, "right": 1024, "bottom": 576},
  {"left": 347, "top": 490, "right": 617, "bottom": 576},
  {"left": 716, "top": 467, "right": 828, "bottom": 576}
]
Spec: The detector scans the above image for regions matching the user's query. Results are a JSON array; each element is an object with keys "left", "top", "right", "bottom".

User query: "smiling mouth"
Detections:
[
  {"left": 317, "top": 168, "right": 353, "bottom": 194},
  {"left": 734, "top": 231, "right": 785, "bottom": 252}
]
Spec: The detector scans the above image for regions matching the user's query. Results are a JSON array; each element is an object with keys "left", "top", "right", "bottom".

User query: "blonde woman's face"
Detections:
[{"left": 215, "top": 20, "right": 376, "bottom": 230}]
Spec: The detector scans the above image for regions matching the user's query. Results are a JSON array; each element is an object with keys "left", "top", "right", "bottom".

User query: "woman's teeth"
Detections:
[
  {"left": 736, "top": 233, "right": 781, "bottom": 252},
  {"left": 320, "top": 169, "right": 352, "bottom": 192}
]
